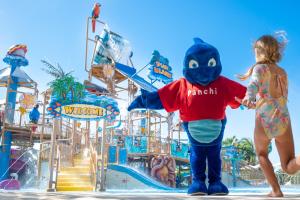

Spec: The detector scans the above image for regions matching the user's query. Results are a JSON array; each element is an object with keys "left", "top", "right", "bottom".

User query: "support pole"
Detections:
[
  {"left": 72, "top": 120, "right": 76, "bottom": 165},
  {"left": 99, "top": 120, "right": 106, "bottom": 191},
  {"left": 159, "top": 117, "right": 162, "bottom": 153},
  {"left": 95, "top": 121, "right": 99, "bottom": 146},
  {"left": 37, "top": 93, "right": 47, "bottom": 179},
  {"left": 47, "top": 119, "right": 59, "bottom": 192},
  {"left": 87, "top": 121, "right": 90, "bottom": 146},
  {"left": 0, "top": 69, "right": 16, "bottom": 181}
]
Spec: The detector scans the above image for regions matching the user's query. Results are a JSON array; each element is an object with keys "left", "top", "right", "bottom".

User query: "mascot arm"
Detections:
[
  {"left": 226, "top": 78, "right": 247, "bottom": 109},
  {"left": 128, "top": 89, "right": 164, "bottom": 111},
  {"left": 128, "top": 79, "right": 182, "bottom": 112}
]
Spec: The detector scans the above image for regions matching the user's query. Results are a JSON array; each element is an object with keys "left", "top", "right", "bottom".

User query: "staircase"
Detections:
[{"left": 56, "top": 155, "right": 94, "bottom": 191}]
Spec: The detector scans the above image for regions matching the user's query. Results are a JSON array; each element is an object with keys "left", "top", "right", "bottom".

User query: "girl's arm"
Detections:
[
  {"left": 245, "top": 64, "right": 265, "bottom": 102},
  {"left": 236, "top": 64, "right": 265, "bottom": 109}
]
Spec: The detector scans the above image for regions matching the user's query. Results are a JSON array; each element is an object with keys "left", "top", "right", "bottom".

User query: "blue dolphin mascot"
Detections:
[{"left": 128, "top": 38, "right": 246, "bottom": 195}]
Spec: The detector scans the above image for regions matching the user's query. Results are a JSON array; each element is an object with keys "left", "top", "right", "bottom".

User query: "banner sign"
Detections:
[
  {"left": 19, "top": 94, "right": 36, "bottom": 109},
  {"left": 148, "top": 50, "right": 173, "bottom": 84},
  {"left": 47, "top": 94, "right": 120, "bottom": 121}
]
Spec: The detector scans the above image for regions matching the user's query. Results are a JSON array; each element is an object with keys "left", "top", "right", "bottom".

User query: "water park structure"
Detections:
[{"left": 1, "top": 3, "right": 300, "bottom": 195}]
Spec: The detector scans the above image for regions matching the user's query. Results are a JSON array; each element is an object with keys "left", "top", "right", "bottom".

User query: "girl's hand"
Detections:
[{"left": 235, "top": 97, "right": 256, "bottom": 109}]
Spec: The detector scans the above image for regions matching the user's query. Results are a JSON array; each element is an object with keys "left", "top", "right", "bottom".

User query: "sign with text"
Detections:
[
  {"left": 148, "top": 50, "right": 173, "bottom": 84},
  {"left": 47, "top": 96, "right": 120, "bottom": 121}
]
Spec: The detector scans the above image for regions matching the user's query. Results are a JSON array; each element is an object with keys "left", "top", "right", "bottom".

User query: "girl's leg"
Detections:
[
  {"left": 275, "top": 122, "right": 300, "bottom": 174},
  {"left": 254, "top": 120, "right": 283, "bottom": 197}
]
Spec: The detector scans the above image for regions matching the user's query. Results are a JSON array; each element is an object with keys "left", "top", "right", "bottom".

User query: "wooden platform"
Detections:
[
  {"left": 1, "top": 125, "right": 52, "bottom": 147},
  {"left": 91, "top": 64, "right": 128, "bottom": 84}
]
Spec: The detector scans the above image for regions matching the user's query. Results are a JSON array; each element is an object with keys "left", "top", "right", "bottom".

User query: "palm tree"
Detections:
[
  {"left": 50, "top": 78, "right": 67, "bottom": 100},
  {"left": 222, "top": 136, "right": 238, "bottom": 147},
  {"left": 41, "top": 60, "right": 85, "bottom": 102},
  {"left": 237, "top": 138, "right": 257, "bottom": 165},
  {"left": 223, "top": 136, "right": 258, "bottom": 165},
  {"left": 72, "top": 82, "right": 86, "bottom": 102}
]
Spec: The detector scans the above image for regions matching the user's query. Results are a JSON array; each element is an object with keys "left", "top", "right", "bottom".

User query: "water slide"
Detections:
[
  {"left": 106, "top": 164, "right": 179, "bottom": 191},
  {"left": 0, "top": 154, "right": 25, "bottom": 190}
]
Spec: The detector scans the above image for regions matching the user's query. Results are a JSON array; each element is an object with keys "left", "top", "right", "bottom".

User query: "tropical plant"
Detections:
[
  {"left": 222, "top": 136, "right": 258, "bottom": 165},
  {"left": 50, "top": 78, "right": 67, "bottom": 100},
  {"left": 222, "top": 136, "right": 238, "bottom": 147},
  {"left": 41, "top": 60, "right": 85, "bottom": 103},
  {"left": 237, "top": 138, "right": 257, "bottom": 165},
  {"left": 72, "top": 82, "right": 86, "bottom": 102}
]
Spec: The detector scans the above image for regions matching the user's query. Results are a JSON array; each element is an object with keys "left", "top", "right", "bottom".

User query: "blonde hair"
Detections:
[{"left": 238, "top": 33, "right": 287, "bottom": 81}]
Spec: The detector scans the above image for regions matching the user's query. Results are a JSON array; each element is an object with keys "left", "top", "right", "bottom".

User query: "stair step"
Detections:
[
  {"left": 74, "top": 158, "right": 90, "bottom": 161},
  {"left": 73, "top": 165, "right": 90, "bottom": 169},
  {"left": 59, "top": 168, "right": 90, "bottom": 173},
  {"left": 58, "top": 171, "right": 90, "bottom": 177},
  {"left": 74, "top": 155, "right": 90, "bottom": 159},
  {"left": 57, "top": 182, "right": 92, "bottom": 187},
  {"left": 73, "top": 162, "right": 90, "bottom": 165},
  {"left": 74, "top": 160, "right": 90, "bottom": 164},
  {"left": 58, "top": 173, "right": 91, "bottom": 178},
  {"left": 56, "top": 185, "right": 94, "bottom": 191},
  {"left": 61, "top": 166, "right": 90, "bottom": 171},
  {"left": 57, "top": 176, "right": 91, "bottom": 182}
]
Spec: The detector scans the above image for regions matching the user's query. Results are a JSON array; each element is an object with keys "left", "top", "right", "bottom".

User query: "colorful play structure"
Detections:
[{"left": 2, "top": 3, "right": 293, "bottom": 193}]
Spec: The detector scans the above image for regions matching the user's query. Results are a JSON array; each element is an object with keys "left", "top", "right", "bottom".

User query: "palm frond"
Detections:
[
  {"left": 41, "top": 59, "right": 73, "bottom": 79},
  {"left": 41, "top": 60, "right": 62, "bottom": 78},
  {"left": 65, "top": 70, "right": 74, "bottom": 76},
  {"left": 56, "top": 62, "right": 66, "bottom": 76}
]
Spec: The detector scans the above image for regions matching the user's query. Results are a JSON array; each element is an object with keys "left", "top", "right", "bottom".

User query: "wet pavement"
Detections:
[{"left": 0, "top": 191, "right": 300, "bottom": 200}]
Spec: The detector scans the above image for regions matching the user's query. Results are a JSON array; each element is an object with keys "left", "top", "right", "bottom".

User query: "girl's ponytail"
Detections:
[{"left": 237, "top": 64, "right": 257, "bottom": 81}]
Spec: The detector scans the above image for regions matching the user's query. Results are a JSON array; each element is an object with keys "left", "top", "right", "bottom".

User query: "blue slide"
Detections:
[{"left": 106, "top": 164, "right": 180, "bottom": 191}]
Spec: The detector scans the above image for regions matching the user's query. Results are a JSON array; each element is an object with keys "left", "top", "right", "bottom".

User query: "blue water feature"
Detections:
[
  {"left": 124, "top": 136, "right": 147, "bottom": 154},
  {"left": 108, "top": 146, "right": 117, "bottom": 163},
  {"left": 0, "top": 67, "right": 17, "bottom": 181},
  {"left": 118, "top": 148, "right": 127, "bottom": 165},
  {"left": 0, "top": 47, "right": 29, "bottom": 181},
  {"left": 0, "top": 132, "right": 12, "bottom": 181},
  {"left": 170, "top": 140, "right": 189, "bottom": 160}
]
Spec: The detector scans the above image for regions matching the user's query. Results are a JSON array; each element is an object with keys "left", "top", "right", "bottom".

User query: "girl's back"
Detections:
[{"left": 257, "top": 64, "right": 288, "bottom": 100}]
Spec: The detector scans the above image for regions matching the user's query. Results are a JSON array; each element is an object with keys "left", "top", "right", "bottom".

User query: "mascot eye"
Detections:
[
  {"left": 208, "top": 58, "right": 217, "bottom": 67},
  {"left": 188, "top": 59, "right": 199, "bottom": 69}
]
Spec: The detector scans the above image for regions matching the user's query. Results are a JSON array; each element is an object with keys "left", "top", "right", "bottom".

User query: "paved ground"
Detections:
[{"left": 0, "top": 192, "right": 300, "bottom": 200}]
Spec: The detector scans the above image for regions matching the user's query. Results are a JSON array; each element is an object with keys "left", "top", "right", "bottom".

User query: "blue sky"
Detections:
[{"left": 0, "top": 0, "right": 300, "bottom": 163}]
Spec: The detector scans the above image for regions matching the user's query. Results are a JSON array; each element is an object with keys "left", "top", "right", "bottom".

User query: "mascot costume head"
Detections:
[
  {"left": 128, "top": 38, "right": 246, "bottom": 195},
  {"left": 183, "top": 38, "right": 222, "bottom": 86}
]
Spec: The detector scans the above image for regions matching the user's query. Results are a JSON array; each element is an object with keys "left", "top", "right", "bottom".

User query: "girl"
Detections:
[{"left": 236, "top": 34, "right": 300, "bottom": 197}]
